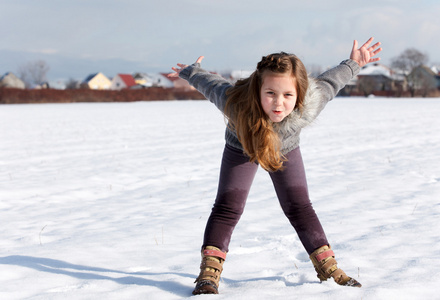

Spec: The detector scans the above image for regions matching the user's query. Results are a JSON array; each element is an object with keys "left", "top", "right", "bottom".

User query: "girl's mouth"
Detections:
[{"left": 273, "top": 110, "right": 282, "bottom": 115}]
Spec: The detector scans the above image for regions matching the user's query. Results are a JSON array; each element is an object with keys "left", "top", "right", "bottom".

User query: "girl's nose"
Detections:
[{"left": 274, "top": 96, "right": 283, "bottom": 105}]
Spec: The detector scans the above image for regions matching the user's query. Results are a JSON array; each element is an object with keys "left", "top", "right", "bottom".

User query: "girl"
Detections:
[{"left": 169, "top": 37, "right": 381, "bottom": 295}]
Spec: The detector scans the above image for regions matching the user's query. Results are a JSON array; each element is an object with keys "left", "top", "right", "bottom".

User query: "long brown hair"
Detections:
[{"left": 224, "top": 52, "right": 308, "bottom": 172}]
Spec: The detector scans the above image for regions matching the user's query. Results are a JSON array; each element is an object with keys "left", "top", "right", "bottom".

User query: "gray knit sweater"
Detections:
[{"left": 179, "top": 59, "right": 360, "bottom": 154}]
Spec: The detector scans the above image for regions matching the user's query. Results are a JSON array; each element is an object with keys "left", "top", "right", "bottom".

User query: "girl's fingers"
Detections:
[
  {"left": 361, "top": 37, "right": 374, "bottom": 49},
  {"left": 371, "top": 42, "right": 381, "bottom": 49},
  {"left": 372, "top": 48, "right": 382, "bottom": 56},
  {"left": 196, "top": 56, "right": 204, "bottom": 63},
  {"left": 352, "top": 40, "right": 358, "bottom": 52}
]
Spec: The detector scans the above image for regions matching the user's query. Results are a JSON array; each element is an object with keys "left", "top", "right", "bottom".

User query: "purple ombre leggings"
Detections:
[{"left": 202, "top": 144, "right": 328, "bottom": 255}]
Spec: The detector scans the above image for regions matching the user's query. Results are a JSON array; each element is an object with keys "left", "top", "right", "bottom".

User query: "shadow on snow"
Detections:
[
  {"left": 0, "top": 255, "right": 313, "bottom": 296},
  {"left": 0, "top": 255, "right": 193, "bottom": 297}
]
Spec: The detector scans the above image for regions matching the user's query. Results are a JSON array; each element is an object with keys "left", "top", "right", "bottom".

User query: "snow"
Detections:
[
  {"left": 1, "top": 98, "right": 439, "bottom": 299},
  {"left": 358, "top": 64, "right": 392, "bottom": 77}
]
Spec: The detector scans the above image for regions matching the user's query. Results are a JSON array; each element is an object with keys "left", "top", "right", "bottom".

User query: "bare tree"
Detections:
[
  {"left": 390, "top": 48, "right": 429, "bottom": 73},
  {"left": 18, "top": 60, "right": 50, "bottom": 88},
  {"left": 391, "top": 48, "right": 432, "bottom": 97}
]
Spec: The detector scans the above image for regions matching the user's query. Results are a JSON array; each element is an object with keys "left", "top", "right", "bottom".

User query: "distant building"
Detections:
[
  {"left": 0, "top": 72, "right": 26, "bottom": 89},
  {"left": 408, "top": 65, "right": 440, "bottom": 96},
  {"left": 110, "top": 74, "right": 137, "bottom": 90},
  {"left": 81, "top": 72, "right": 111, "bottom": 90},
  {"left": 357, "top": 63, "right": 395, "bottom": 95},
  {"left": 133, "top": 72, "right": 171, "bottom": 88},
  {"left": 341, "top": 63, "right": 407, "bottom": 96}
]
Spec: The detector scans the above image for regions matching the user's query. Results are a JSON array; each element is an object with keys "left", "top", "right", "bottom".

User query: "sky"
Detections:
[{"left": 1, "top": 0, "right": 440, "bottom": 81}]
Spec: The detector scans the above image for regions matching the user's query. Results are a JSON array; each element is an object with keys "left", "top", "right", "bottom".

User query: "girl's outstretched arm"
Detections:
[
  {"left": 350, "top": 37, "right": 382, "bottom": 67},
  {"left": 167, "top": 56, "right": 233, "bottom": 113},
  {"left": 168, "top": 56, "right": 204, "bottom": 78}
]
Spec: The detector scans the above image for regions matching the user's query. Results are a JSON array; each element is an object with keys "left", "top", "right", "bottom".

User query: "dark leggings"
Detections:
[{"left": 203, "top": 144, "right": 328, "bottom": 255}]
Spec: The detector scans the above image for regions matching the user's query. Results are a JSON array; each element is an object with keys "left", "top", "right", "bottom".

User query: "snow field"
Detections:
[{"left": 1, "top": 98, "right": 439, "bottom": 299}]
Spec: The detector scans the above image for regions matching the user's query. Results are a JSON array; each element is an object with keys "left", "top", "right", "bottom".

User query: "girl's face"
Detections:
[{"left": 260, "top": 72, "right": 297, "bottom": 123}]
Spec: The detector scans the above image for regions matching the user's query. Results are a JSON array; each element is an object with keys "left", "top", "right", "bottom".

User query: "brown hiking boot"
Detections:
[
  {"left": 309, "top": 245, "right": 362, "bottom": 287},
  {"left": 193, "top": 246, "right": 226, "bottom": 295}
]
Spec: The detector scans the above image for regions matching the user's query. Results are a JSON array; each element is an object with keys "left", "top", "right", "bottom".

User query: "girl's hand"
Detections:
[
  {"left": 168, "top": 56, "right": 204, "bottom": 78},
  {"left": 350, "top": 37, "right": 382, "bottom": 67}
]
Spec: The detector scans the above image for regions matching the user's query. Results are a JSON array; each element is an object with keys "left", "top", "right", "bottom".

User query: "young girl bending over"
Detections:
[{"left": 169, "top": 37, "right": 381, "bottom": 295}]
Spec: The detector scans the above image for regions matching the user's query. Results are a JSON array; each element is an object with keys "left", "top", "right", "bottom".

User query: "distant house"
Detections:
[
  {"left": 357, "top": 63, "right": 395, "bottom": 95},
  {"left": 110, "top": 74, "right": 137, "bottom": 90},
  {"left": 408, "top": 65, "right": 440, "bottom": 96},
  {"left": 133, "top": 73, "right": 151, "bottom": 87},
  {"left": 133, "top": 72, "right": 171, "bottom": 88},
  {"left": 81, "top": 72, "right": 111, "bottom": 90},
  {"left": 342, "top": 63, "right": 406, "bottom": 96},
  {"left": 0, "top": 72, "right": 26, "bottom": 89}
]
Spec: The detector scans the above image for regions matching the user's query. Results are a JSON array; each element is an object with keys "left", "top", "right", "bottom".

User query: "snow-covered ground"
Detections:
[{"left": 1, "top": 98, "right": 439, "bottom": 299}]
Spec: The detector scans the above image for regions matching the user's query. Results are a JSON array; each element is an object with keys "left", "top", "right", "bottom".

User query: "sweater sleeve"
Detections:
[
  {"left": 298, "top": 59, "right": 360, "bottom": 124},
  {"left": 315, "top": 59, "right": 360, "bottom": 101},
  {"left": 179, "top": 63, "right": 232, "bottom": 113}
]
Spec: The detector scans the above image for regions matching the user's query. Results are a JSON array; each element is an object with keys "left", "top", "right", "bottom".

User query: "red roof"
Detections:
[{"left": 118, "top": 74, "right": 136, "bottom": 87}]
